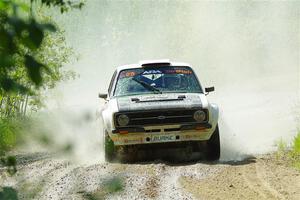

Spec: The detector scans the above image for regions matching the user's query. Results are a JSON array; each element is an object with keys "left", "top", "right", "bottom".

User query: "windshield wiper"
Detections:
[{"left": 132, "top": 77, "right": 162, "bottom": 94}]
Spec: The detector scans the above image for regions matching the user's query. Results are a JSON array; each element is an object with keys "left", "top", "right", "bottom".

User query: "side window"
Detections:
[{"left": 108, "top": 70, "right": 117, "bottom": 97}]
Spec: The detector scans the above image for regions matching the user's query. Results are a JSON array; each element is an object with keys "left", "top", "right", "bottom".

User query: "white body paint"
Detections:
[{"left": 100, "top": 60, "right": 219, "bottom": 146}]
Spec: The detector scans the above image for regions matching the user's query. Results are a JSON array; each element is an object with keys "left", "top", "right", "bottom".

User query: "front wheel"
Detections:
[
  {"left": 104, "top": 131, "right": 116, "bottom": 162},
  {"left": 206, "top": 125, "right": 220, "bottom": 161}
]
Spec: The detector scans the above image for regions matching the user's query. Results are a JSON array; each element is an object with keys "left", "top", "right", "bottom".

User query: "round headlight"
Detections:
[
  {"left": 117, "top": 114, "right": 129, "bottom": 126},
  {"left": 193, "top": 110, "right": 206, "bottom": 122}
]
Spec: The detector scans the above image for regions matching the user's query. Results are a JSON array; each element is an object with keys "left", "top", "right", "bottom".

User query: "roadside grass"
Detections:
[
  {"left": 289, "top": 132, "right": 300, "bottom": 170},
  {"left": 276, "top": 132, "right": 300, "bottom": 171},
  {"left": 0, "top": 118, "right": 19, "bottom": 155},
  {"left": 0, "top": 117, "right": 31, "bottom": 156},
  {"left": 276, "top": 138, "right": 288, "bottom": 158},
  {"left": 0, "top": 118, "right": 23, "bottom": 175}
]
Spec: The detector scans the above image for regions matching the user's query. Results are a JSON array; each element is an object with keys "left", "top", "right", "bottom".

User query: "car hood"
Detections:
[{"left": 116, "top": 93, "right": 206, "bottom": 112}]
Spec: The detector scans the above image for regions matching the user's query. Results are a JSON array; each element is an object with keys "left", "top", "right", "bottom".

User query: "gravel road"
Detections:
[{"left": 1, "top": 153, "right": 299, "bottom": 200}]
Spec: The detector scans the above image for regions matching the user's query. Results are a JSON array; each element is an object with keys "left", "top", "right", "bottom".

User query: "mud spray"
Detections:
[{"left": 39, "top": 1, "right": 299, "bottom": 162}]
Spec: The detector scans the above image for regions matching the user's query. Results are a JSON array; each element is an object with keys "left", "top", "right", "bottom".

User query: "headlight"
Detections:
[
  {"left": 193, "top": 110, "right": 206, "bottom": 122},
  {"left": 117, "top": 114, "right": 129, "bottom": 126}
]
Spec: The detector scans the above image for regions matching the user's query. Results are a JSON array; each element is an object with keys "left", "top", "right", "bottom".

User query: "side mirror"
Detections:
[
  {"left": 98, "top": 93, "right": 108, "bottom": 99},
  {"left": 205, "top": 87, "right": 215, "bottom": 95}
]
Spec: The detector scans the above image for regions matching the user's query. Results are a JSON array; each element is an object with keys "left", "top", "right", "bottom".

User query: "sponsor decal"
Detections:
[
  {"left": 117, "top": 136, "right": 145, "bottom": 144},
  {"left": 165, "top": 69, "right": 192, "bottom": 74},
  {"left": 112, "top": 135, "right": 144, "bottom": 144},
  {"left": 143, "top": 70, "right": 162, "bottom": 74},
  {"left": 151, "top": 135, "right": 176, "bottom": 142},
  {"left": 184, "top": 134, "right": 201, "bottom": 139},
  {"left": 142, "top": 74, "right": 162, "bottom": 80},
  {"left": 184, "top": 135, "right": 193, "bottom": 139}
]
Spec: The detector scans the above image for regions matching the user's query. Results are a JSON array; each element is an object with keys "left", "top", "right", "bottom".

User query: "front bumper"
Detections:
[{"left": 110, "top": 123, "right": 214, "bottom": 146}]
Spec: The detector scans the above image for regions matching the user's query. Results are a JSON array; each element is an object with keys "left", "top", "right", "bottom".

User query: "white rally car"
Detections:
[{"left": 99, "top": 60, "right": 220, "bottom": 161}]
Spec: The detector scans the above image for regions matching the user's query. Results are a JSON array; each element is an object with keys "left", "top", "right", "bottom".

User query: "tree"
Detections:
[
  {"left": 0, "top": 0, "right": 84, "bottom": 174},
  {"left": 0, "top": 0, "right": 83, "bottom": 117},
  {"left": 0, "top": 0, "right": 84, "bottom": 93}
]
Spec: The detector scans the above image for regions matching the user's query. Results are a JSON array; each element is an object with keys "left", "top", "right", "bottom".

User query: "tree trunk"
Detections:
[{"left": 23, "top": 95, "right": 29, "bottom": 116}]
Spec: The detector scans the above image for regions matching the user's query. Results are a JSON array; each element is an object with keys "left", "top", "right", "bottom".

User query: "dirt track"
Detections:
[{"left": 1, "top": 153, "right": 300, "bottom": 200}]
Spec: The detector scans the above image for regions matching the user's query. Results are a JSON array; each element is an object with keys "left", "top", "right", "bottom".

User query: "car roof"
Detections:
[{"left": 116, "top": 59, "right": 191, "bottom": 72}]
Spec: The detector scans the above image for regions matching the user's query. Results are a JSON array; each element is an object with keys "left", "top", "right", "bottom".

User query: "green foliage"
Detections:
[
  {"left": 275, "top": 138, "right": 287, "bottom": 160},
  {"left": 289, "top": 132, "right": 300, "bottom": 170},
  {"left": 0, "top": 1, "right": 55, "bottom": 92},
  {"left": 276, "top": 132, "right": 300, "bottom": 171},
  {"left": 292, "top": 132, "right": 300, "bottom": 153},
  {"left": 0, "top": 0, "right": 84, "bottom": 186},
  {"left": 38, "top": 0, "right": 85, "bottom": 13},
  {"left": 81, "top": 177, "right": 124, "bottom": 200},
  {"left": 0, "top": 118, "right": 23, "bottom": 175},
  {"left": 0, "top": 187, "right": 18, "bottom": 200},
  {"left": 104, "top": 177, "right": 124, "bottom": 193},
  {"left": 0, "top": 119, "right": 18, "bottom": 154},
  {"left": 0, "top": 1, "right": 80, "bottom": 118},
  {"left": 0, "top": 0, "right": 83, "bottom": 93},
  {"left": 0, "top": 155, "right": 17, "bottom": 175}
]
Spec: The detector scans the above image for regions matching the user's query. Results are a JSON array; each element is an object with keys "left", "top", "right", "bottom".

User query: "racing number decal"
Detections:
[
  {"left": 125, "top": 71, "right": 136, "bottom": 77},
  {"left": 119, "top": 71, "right": 136, "bottom": 78}
]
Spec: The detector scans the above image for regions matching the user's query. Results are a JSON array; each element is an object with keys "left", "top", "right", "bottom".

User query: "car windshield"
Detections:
[{"left": 114, "top": 66, "right": 203, "bottom": 97}]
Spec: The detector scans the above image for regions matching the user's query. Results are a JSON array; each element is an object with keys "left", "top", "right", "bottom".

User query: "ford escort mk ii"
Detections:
[{"left": 99, "top": 60, "right": 220, "bottom": 161}]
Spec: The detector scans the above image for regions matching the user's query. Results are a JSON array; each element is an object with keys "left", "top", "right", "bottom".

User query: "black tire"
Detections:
[
  {"left": 206, "top": 125, "right": 220, "bottom": 161},
  {"left": 104, "top": 131, "right": 116, "bottom": 162}
]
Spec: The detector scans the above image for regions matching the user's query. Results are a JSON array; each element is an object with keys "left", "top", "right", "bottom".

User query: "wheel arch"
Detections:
[{"left": 208, "top": 103, "right": 219, "bottom": 132}]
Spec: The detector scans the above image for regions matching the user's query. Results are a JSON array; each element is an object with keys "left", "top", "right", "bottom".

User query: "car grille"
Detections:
[{"left": 115, "top": 109, "right": 208, "bottom": 127}]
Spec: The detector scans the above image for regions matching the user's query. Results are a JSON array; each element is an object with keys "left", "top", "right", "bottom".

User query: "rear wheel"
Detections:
[
  {"left": 104, "top": 131, "right": 116, "bottom": 162},
  {"left": 206, "top": 125, "right": 220, "bottom": 161}
]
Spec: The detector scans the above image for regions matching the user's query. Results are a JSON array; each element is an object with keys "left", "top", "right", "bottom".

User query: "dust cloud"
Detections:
[{"left": 42, "top": 0, "right": 299, "bottom": 161}]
